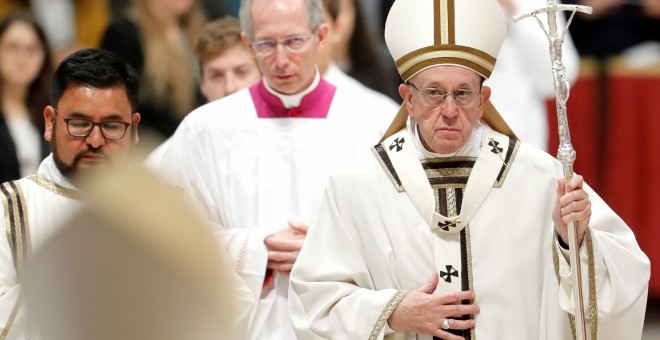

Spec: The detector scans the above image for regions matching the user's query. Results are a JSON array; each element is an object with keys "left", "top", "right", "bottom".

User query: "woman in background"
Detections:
[
  {"left": 101, "top": 0, "right": 206, "bottom": 140},
  {"left": 330, "top": 0, "right": 399, "bottom": 101},
  {"left": 0, "top": 11, "right": 52, "bottom": 183}
]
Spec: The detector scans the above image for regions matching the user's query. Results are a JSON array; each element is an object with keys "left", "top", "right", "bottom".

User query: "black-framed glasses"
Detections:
[
  {"left": 251, "top": 34, "right": 313, "bottom": 56},
  {"left": 408, "top": 82, "right": 480, "bottom": 107},
  {"left": 55, "top": 109, "right": 132, "bottom": 140}
]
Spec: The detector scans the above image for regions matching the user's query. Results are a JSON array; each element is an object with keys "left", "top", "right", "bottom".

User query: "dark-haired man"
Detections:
[{"left": 0, "top": 48, "right": 140, "bottom": 339}]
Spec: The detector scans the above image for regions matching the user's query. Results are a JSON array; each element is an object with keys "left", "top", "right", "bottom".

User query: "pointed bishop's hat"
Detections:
[{"left": 381, "top": 0, "right": 517, "bottom": 141}]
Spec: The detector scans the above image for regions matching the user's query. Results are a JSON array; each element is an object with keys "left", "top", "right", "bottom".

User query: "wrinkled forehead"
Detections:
[{"left": 250, "top": 0, "right": 312, "bottom": 39}]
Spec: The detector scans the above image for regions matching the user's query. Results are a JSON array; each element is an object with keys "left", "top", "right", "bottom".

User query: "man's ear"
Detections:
[
  {"left": 321, "top": 8, "right": 339, "bottom": 44},
  {"left": 44, "top": 106, "right": 55, "bottom": 142},
  {"left": 399, "top": 84, "right": 415, "bottom": 119},
  {"left": 132, "top": 112, "right": 141, "bottom": 144},
  {"left": 478, "top": 86, "right": 491, "bottom": 120},
  {"left": 241, "top": 32, "right": 252, "bottom": 52},
  {"left": 315, "top": 23, "right": 330, "bottom": 50}
]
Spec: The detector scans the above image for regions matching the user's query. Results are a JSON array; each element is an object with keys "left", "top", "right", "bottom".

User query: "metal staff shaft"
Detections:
[{"left": 513, "top": 2, "right": 592, "bottom": 340}]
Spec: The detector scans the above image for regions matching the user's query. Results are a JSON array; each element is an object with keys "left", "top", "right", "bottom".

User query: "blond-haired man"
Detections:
[{"left": 196, "top": 16, "right": 261, "bottom": 101}]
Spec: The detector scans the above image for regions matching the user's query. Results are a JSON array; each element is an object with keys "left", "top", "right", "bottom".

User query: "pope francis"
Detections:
[{"left": 288, "top": 0, "right": 650, "bottom": 339}]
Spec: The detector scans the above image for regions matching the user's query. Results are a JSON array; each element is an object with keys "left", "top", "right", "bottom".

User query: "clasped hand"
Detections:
[{"left": 263, "top": 219, "right": 308, "bottom": 273}]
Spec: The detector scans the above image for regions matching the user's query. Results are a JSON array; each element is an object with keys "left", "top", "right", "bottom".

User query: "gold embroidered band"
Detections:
[
  {"left": 0, "top": 181, "right": 31, "bottom": 340},
  {"left": 28, "top": 174, "right": 81, "bottom": 200},
  {"left": 395, "top": 46, "right": 497, "bottom": 80},
  {"left": 369, "top": 291, "right": 409, "bottom": 340}
]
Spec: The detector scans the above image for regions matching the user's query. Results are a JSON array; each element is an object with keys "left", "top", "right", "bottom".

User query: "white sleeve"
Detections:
[
  {"left": 156, "top": 120, "right": 271, "bottom": 326},
  {"left": 555, "top": 184, "right": 649, "bottom": 339},
  {"left": 289, "top": 176, "right": 406, "bottom": 340},
  {"left": 0, "top": 207, "right": 23, "bottom": 339}
]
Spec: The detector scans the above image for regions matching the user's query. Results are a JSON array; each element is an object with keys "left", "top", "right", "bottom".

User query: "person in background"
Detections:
[
  {"left": 317, "top": 0, "right": 399, "bottom": 118},
  {"left": 101, "top": 0, "right": 206, "bottom": 140},
  {"left": 0, "top": 48, "right": 141, "bottom": 339},
  {"left": 0, "top": 11, "right": 52, "bottom": 183},
  {"left": 289, "top": 0, "right": 649, "bottom": 339},
  {"left": 197, "top": 16, "right": 261, "bottom": 102},
  {"left": 146, "top": 15, "right": 261, "bottom": 167},
  {"left": 330, "top": 0, "right": 399, "bottom": 100},
  {"left": 564, "top": 0, "right": 660, "bottom": 58},
  {"left": 0, "top": 0, "right": 111, "bottom": 64},
  {"left": 155, "top": 0, "right": 394, "bottom": 338},
  {"left": 487, "top": 0, "right": 580, "bottom": 151}
]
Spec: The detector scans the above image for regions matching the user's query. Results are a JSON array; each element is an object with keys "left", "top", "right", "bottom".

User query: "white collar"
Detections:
[
  {"left": 37, "top": 154, "right": 78, "bottom": 190},
  {"left": 408, "top": 117, "right": 484, "bottom": 159},
  {"left": 263, "top": 69, "right": 321, "bottom": 108}
]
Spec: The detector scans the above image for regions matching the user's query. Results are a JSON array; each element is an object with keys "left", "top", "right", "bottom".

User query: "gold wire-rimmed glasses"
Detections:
[
  {"left": 251, "top": 33, "right": 314, "bottom": 56},
  {"left": 408, "top": 82, "right": 481, "bottom": 107}
]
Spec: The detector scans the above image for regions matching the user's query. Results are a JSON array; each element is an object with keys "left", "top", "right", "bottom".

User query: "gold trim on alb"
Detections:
[{"left": 28, "top": 174, "right": 81, "bottom": 200}]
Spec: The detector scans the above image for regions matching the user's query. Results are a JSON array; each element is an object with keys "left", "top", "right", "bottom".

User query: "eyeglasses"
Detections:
[
  {"left": 408, "top": 82, "right": 480, "bottom": 107},
  {"left": 55, "top": 109, "right": 132, "bottom": 140},
  {"left": 251, "top": 34, "right": 313, "bottom": 56}
]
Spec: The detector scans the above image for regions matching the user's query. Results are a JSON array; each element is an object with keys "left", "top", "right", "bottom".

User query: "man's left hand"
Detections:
[
  {"left": 263, "top": 220, "right": 308, "bottom": 273},
  {"left": 553, "top": 174, "right": 591, "bottom": 248}
]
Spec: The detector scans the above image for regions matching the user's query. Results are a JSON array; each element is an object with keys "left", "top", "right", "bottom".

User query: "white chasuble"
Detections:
[
  {"left": 380, "top": 126, "right": 515, "bottom": 340},
  {"left": 289, "top": 123, "right": 649, "bottom": 340},
  {"left": 0, "top": 155, "right": 83, "bottom": 339}
]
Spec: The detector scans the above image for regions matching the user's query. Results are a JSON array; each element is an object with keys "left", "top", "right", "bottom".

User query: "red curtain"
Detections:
[{"left": 547, "top": 59, "right": 660, "bottom": 297}]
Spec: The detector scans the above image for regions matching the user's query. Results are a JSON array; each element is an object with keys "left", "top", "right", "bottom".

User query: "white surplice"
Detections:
[
  {"left": 158, "top": 78, "right": 397, "bottom": 340},
  {"left": 0, "top": 155, "right": 83, "bottom": 339},
  {"left": 289, "top": 121, "right": 649, "bottom": 340}
]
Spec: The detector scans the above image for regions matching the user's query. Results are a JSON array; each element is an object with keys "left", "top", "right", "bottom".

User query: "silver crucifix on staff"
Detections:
[{"left": 513, "top": 2, "right": 593, "bottom": 340}]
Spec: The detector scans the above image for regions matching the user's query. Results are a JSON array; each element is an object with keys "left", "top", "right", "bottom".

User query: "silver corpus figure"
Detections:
[{"left": 513, "top": 2, "right": 593, "bottom": 340}]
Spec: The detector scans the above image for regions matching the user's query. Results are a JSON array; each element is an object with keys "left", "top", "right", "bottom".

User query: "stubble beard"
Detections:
[
  {"left": 50, "top": 125, "right": 135, "bottom": 184},
  {"left": 51, "top": 137, "right": 110, "bottom": 186}
]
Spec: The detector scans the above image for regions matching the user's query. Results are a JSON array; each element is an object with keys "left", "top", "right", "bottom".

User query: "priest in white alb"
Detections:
[
  {"left": 0, "top": 49, "right": 142, "bottom": 339},
  {"left": 156, "top": 0, "right": 395, "bottom": 339},
  {"left": 288, "top": 0, "right": 650, "bottom": 339}
]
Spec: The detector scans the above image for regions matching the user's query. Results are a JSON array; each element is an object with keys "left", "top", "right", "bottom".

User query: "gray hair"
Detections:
[{"left": 239, "top": 0, "right": 324, "bottom": 41}]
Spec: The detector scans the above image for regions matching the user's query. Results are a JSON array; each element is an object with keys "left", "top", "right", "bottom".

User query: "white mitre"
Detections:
[{"left": 381, "top": 0, "right": 517, "bottom": 141}]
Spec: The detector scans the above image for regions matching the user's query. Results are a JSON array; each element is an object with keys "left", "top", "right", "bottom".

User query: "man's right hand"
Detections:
[
  {"left": 263, "top": 220, "right": 308, "bottom": 273},
  {"left": 388, "top": 273, "right": 479, "bottom": 340}
]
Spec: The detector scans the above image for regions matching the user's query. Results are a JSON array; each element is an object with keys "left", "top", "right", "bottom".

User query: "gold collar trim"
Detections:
[{"left": 28, "top": 174, "right": 81, "bottom": 200}]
